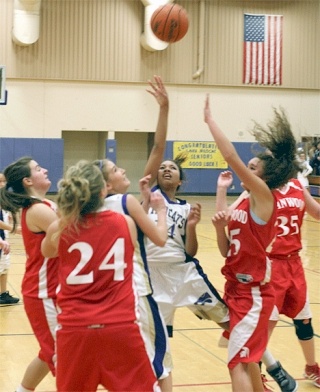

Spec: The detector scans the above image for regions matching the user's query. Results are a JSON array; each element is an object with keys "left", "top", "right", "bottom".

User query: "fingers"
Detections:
[
  {"left": 211, "top": 210, "right": 229, "bottom": 224},
  {"left": 0, "top": 240, "right": 10, "bottom": 254},
  {"left": 139, "top": 174, "right": 151, "bottom": 184},
  {"left": 190, "top": 204, "right": 201, "bottom": 221},
  {"left": 150, "top": 192, "right": 165, "bottom": 210},
  {"left": 147, "top": 75, "right": 164, "bottom": 95}
]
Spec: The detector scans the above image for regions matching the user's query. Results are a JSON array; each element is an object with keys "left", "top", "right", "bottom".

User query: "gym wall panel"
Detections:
[
  {"left": 1, "top": 0, "right": 318, "bottom": 89},
  {"left": 0, "top": 138, "right": 64, "bottom": 192}
]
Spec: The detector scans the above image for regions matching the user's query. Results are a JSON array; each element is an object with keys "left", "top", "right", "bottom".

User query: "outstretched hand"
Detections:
[
  {"left": 217, "top": 171, "right": 233, "bottom": 189},
  {"left": 146, "top": 75, "right": 168, "bottom": 108},
  {"left": 149, "top": 192, "right": 166, "bottom": 213},
  {"left": 211, "top": 211, "right": 229, "bottom": 229},
  {"left": 187, "top": 203, "right": 201, "bottom": 227},
  {"left": 139, "top": 174, "right": 152, "bottom": 204}
]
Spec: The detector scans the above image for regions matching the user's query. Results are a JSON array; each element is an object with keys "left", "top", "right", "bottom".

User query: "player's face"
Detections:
[
  {"left": 247, "top": 157, "right": 264, "bottom": 177},
  {"left": 157, "top": 160, "right": 182, "bottom": 191},
  {"left": 105, "top": 160, "right": 130, "bottom": 194},
  {"left": 25, "top": 160, "right": 51, "bottom": 193},
  {"left": 240, "top": 157, "right": 264, "bottom": 191}
]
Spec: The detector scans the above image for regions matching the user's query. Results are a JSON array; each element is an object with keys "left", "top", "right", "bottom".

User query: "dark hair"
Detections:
[
  {"left": 0, "top": 157, "right": 39, "bottom": 230},
  {"left": 251, "top": 107, "right": 300, "bottom": 189},
  {"left": 159, "top": 152, "right": 188, "bottom": 191}
]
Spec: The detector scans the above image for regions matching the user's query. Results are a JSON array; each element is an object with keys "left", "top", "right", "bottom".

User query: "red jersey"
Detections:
[
  {"left": 222, "top": 195, "right": 277, "bottom": 285},
  {"left": 57, "top": 210, "right": 137, "bottom": 328},
  {"left": 270, "top": 179, "right": 305, "bottom": 256},
  {"left": 21, "top": 200, "right": 59, "bottom": 299}
]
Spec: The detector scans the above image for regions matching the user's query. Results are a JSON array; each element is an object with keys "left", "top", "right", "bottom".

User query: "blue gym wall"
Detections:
[
  {"left": 0, "top": 138, "right": 64, "bottom": 193},
  {"left": 1, "top": 138, "right": 318, "bottom": 197},
  {"left": 163, "top": 141, "right": 254, "bottom": 195}
]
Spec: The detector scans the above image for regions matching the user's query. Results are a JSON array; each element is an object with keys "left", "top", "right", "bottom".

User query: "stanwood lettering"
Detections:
[
  {"left": 231, "top": 209, "right": 248, "bottom": 224},
  {"left": 277, "top": 197, "right": 305, "bottom": 210}
]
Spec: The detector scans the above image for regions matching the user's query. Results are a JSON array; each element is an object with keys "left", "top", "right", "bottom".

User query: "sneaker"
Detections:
[
  {"left": 267, "top": 361, "right": 298, "bottom": 392},
  {"left": 0, "top": 291, "right": 20, "bottom": 305},
  {"left": 261, "top": 373, "right": 273, "bottom": 391},
  {"left": 304, "top": 363, "right": 320, "bottom": 388}
]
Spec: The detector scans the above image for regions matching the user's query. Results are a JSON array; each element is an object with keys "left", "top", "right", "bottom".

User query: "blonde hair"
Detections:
[{"left": 57, "top": 160, "right": 105, "bottom": 235}]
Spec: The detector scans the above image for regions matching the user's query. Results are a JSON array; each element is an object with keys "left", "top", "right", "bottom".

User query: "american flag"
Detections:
[{"left": 243, "top": 14, "right": 283, "bottom": 85}]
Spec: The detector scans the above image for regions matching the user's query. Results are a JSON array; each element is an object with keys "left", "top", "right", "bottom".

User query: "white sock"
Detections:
[
  {"left": 262, "top": 349, "right": 278, "bottom": 370},
  {"left": 16, "top": 385, "right": 35, "bottom": 392}
]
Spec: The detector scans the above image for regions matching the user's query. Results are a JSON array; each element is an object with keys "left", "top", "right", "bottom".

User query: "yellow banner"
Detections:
[{"left": 173, "top": 141, "right": 227, "bottom": 169}]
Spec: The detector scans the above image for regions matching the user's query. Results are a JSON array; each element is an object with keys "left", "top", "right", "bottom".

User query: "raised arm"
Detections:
[
  {"left": 204, "top": 95, "right": 274, "bottom": 222},
  {"left": 215, "top": 171, "right": 233, "bottom": 212},
  {"left": 143, "top": 76, "right": 169, "bottom": 186},
  {"left": 212, "top": 211, "right": 229, "bottom": 257},
  {"left": 212, "top": 171, "right": 232, "bottom": 257},
  {"left": 126, "top": 193, "right": 167, "bottom": 247}
]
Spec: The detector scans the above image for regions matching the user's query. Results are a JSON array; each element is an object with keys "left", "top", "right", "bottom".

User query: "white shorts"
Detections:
[
  {"left": 138, "top": 294, "right": 173, "bottom": 379},
  {"left": 0, "top": 253, "right": 10, "bottom": 274},
  {"left": 149, "top": 258, "right": 229, "bottom": 336}
]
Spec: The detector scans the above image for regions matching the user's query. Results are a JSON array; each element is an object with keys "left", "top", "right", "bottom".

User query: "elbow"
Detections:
[
  {"left": 186, "top": 246, "right": 198, "bottom": 258},
  {"left": 158, "top": 237, "right": 167, "bottom": 247},
  {"left": 153, "top": 237, "right": 167, "bottom": 247}
]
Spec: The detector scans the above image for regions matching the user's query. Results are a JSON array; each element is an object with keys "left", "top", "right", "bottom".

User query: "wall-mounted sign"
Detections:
[{"left": 173, "top": 141, "right": 227, "bottom": 169}]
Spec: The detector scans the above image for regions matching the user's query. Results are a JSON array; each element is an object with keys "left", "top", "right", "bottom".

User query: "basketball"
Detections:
[{"left": 151, "top": 3, "right": 189, "bottom": 43}]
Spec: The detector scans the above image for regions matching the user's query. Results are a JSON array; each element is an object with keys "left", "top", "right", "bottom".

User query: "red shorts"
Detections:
[
  {"left": 23, "top": 296, "right": 57, "bottom": 375},
  {"left": 56, "top": 322, "right": 160, "bottom": 392},
  {"left": 224, "top": 281, "right": 275, "bottom": 369},
  {"left": 270, "top": 255, "right": 307, "bottom": 319}
]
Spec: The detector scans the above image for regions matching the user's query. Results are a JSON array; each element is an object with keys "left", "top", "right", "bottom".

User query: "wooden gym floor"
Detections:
[{"left": 0, "top": 195, "right": 319, "bottom": 392}]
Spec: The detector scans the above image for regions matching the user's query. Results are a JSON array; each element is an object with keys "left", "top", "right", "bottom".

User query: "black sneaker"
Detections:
[
  {"left": 0, "top": 291, "right": 20, "bottom": 305},
  {"left": 267, "top": 361, "right": 298, "bottom": 392}
]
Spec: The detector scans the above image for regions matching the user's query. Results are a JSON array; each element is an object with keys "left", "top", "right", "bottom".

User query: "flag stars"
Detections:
[{"left": 245, "top": 15, "right": 265, "bottom": 42}]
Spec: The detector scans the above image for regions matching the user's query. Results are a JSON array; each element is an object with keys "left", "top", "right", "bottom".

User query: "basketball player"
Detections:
[
  {"left": 0, "top": 157, "right": 59, "bottom": 392},
  {"left": 41, "top": 161, "right": 160, "bottom": 392},
  {"left": 94, "top": 75, "right": 173, "bottom": 392},
  {"left": 206, "top": 99, "right": 299, "bottom": 392},
  {"left": 259, "top": 176, "right": 320, "bottom": 391}
]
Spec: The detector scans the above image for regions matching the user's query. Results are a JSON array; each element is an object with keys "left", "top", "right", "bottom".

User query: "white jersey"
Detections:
[
  {"left": 104, "top": 194, "right": 152, "bottom": 296},
  {"left": 145, "top": 186, "right": 190, "bottom": 264}
]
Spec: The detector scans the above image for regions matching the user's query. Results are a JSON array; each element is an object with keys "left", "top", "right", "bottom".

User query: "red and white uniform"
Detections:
[
  {"left": 223, "top": 195, "right": 277, "bottom": 369},
  {"left": 56, "top": 209, "right": 159, "bottom": 392},
  {"left": 269, "top": 179, "right": 310, "bottom": 320},
  {"left": 104, "top": 193, "right": 172, "bottom": 380},
  {"left": 21, "top": 199, "right": 59, "bottom": 375}
]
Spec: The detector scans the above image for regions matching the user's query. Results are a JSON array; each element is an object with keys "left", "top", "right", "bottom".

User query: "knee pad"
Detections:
[{"left": 293, "top": 318, "right": 313, "bottom": 340}]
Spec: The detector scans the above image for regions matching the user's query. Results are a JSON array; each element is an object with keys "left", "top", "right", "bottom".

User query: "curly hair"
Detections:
[
  {"left": 57, "top": 161, "right": 105, "bottom": 235},
  {"left": 250, "top": 107, "right": 300, "bottom": 189}
]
